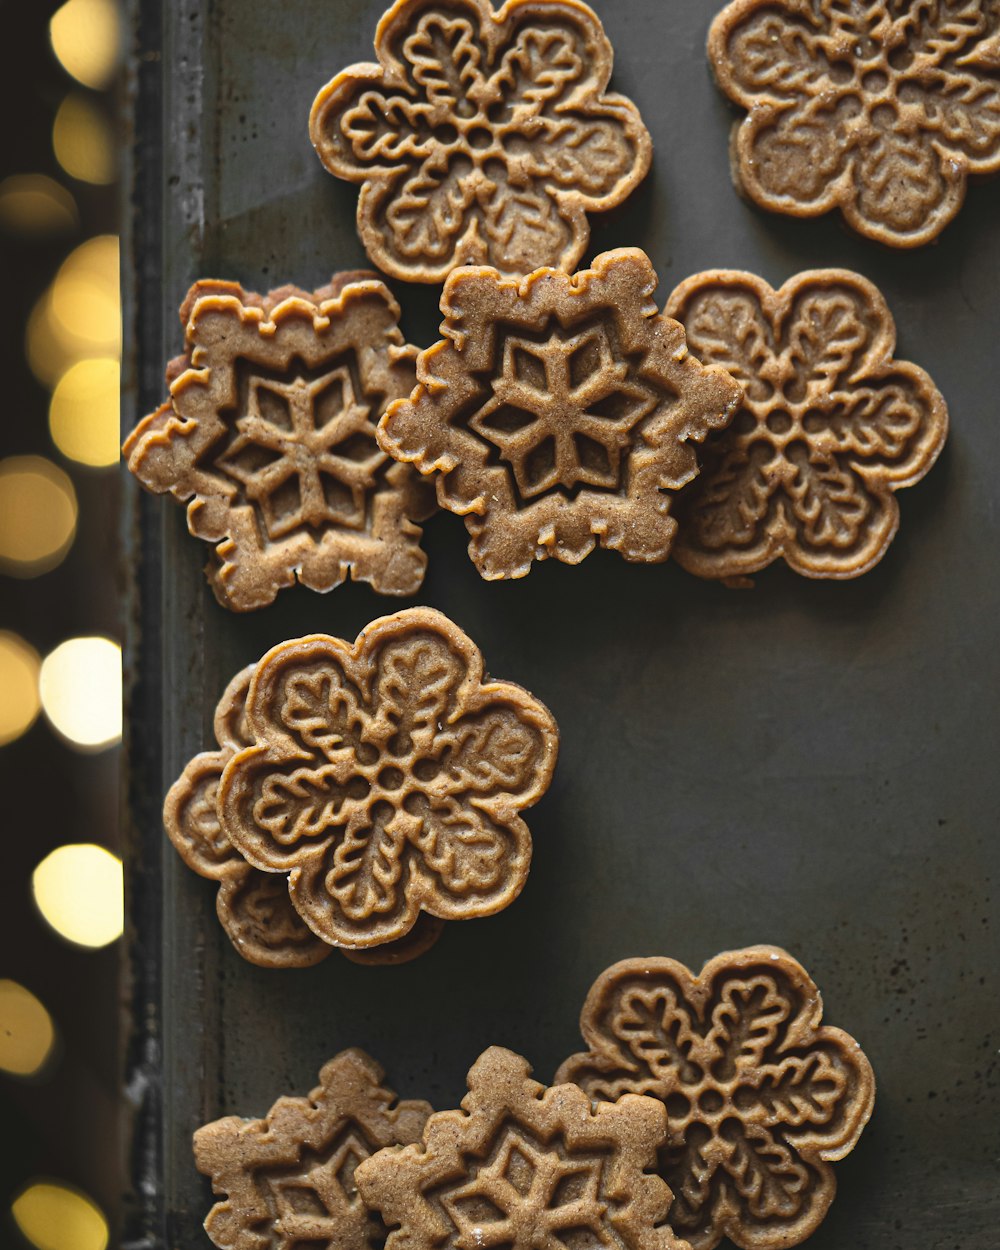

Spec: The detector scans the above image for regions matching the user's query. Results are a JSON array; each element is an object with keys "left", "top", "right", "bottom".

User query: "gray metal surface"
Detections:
[{"left": 123, "top": 2, "right": 1000, "bottom": 1247}]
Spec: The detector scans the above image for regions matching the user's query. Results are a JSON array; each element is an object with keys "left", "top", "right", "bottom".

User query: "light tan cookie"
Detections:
[
  {"left": 123, "top": 274, "right": 432, "bottom": 611},
  {"left": 665, "top": 268, "right": 948, "bottom": 581},
  {"left": 378, "top": 248, "right": 743, "bottom": 579},
  {"left": 355, "top": 1046, "right": 688, "bottom": 1250},
  {"left": 194, "top": 1049, "right": 433, "bottom": 1250},
  {"left": 218, "top": 608, "right": 559, "bottom": 952},
  {"left": 165, "top": 665, "right": 446, "bottom": 967},
  {"left": 310, "top": 0, "right": 651, "bottom": 282},
  {"left": 557, "top": 947, "right": 876, "bottom": 1250},
  {"left": 708, "top": 0, "right": 1000, "bottom": 247}
]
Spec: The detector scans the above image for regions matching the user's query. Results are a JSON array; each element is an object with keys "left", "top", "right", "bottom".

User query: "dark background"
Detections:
[{"left": 125, "top": 2, "right": 999, "bottom": 1249}]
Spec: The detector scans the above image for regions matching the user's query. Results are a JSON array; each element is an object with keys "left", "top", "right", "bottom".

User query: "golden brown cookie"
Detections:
[
  {"left": 556, "top": 947, "right": 876, "bottom": 1250},
  {"left": 378, "top": 249, "right": 744, "bottom": 579},
  {"left": 708, "top": 0, "right": 1000, "bottom": 247},
  {"left": 218, "top": 607, "right": 559, "bottom": 952},
  {"left": 665, "top": 268, "right": 948, "bottom": 581},
  {"left": 123, "top": 274, "right": 432, "bottom": 611},
  {"left": 194, "top": 1048, "right": 433, "bottom": 1250},
  {"left": 309, "top": 0, "right": 652, "bottom": 282},
  {"left": 355, "top": 1046, "right": 687, "bottom": 1250}
]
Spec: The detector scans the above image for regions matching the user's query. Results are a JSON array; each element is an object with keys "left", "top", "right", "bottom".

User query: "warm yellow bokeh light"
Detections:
[
  {"left": 27, "top": 236, "right": 120, "bottom": 386},
  {"left": 53, "top": 94, "right": 115, "bottom": 185},
  {"left": 0, "top": 981, "right": 55, "bottom": 1077},
  {"left": 0, "top": 633, "right": 42, "bottom": 747},
  {"left": 50, "top": 0, "right": 121, "bottom": 90},
  {"left": 39, "top": 636, "right": 122, "bottom": 749},
  {"left": 33, "top": 844, "right": 124, "bottom": 949},
  {"left": 49, "top": 358, "right": 120, "bottom": 467},
  {"left": 0, "top": 456, "right": 78, "bottom": 576},
  {"left": 12, "top": 1182, "right": 109, "bottom": 1250},
  {"left": 0, "top": 175, "right": 77, "bottom": 236}
]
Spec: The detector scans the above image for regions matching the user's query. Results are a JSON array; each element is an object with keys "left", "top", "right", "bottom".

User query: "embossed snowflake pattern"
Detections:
[
  {"left": 557, "top": 948, "right": 876, "bottom": 1250},
  {"left": 310, "top": 0, "right": 651, "bottom": 281},
  {"left": 194, "top": 1049, "right": 433, "bottom": 1250},
  {"left": 665, "top": 268, "right": 948, "bottom": 581},
  {"left": 218, "top": 608, "right": 559, "bottom": 951},
  {"left": 355, "top": 1047, "right": 688, "bottom": 1250},
  {"left": 709, "top": 0, "right": 1000, "bottom": 246},
  {"left": 123, "top": 275, "right": 432, "bottom": 611},
  {"left": 378, "top": 249, "right": 743, "bottom": 579}
]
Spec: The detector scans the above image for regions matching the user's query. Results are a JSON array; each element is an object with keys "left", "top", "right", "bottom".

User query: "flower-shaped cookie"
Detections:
[
  {"left": 166, "top": 664, "right": 447, "bottom": 967},
  {"left": 709, "top": 0, "right": 1000, "bottom": 247},
  {"left": 123, "top": 274, "right": 432, "bottom": 611},
  {"left": 665, "top": 269, "right": 948, "bottom": 580},
  {"left": 378, "top": 249, "right": 744, "bottom": 579},
  {"left": 218, "top": 608, "right": 558, "bottom": 952},
  {"left": 310, "top": 0, "right": 651, "bottom": 282},
  {"left": 556, "top": 948, "right": 876, "bottom": 1250},
  {"left": 194, "top": 1049, "right": 433, "bottom": 1250},
  {"left": 355, "top": 1046, "right": 687, "bottom": 1250}
]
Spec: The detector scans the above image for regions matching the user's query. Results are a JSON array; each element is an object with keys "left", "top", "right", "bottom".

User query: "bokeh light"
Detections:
[
  {"left": 0, "top": 981, "right": 55, "bottom": 1077},
  {"left": 53, "top": 94, "right": 115, "bottom": 185},
  {"left": 39, "top": 636, "right": 122, "bottom": 749},
  {"left": 49, "top": 358, "right": 120, "bottom": 467},
  {"left": 0, "top": 175, "right": 77, "bottom": 236},
  {"left": 49, "top": 0, "right": 121, "bottom": 90},
  {"left": 26, "top": 235, "right": 120, "bottom": 386},
  {"left": 12, "top": 1182, "right": 109, "bottom": 1250},
  {"left": 0, "top": 456, "right": 78, "bottom": 576},
  {"left": 32, "top": 845, "right": 124, "bottom": 949},
  {"left": 0, "top": 633, "right": 42, "bottom": 747}
]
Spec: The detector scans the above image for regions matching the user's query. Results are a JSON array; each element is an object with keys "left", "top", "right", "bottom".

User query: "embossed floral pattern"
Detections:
[
  {"left": 557, "top": 949, "right": 876, "bottom": 1250},
  {"left": 665, "top": 269, "right": 948, "bottom": 580},
  {"left": 310, "top": 0, "right": 651, "bottom": 281},
  {"left": 355, "top": 1047, "right": 687, "bottom": 1250},
  {"left": 194, "top": 1049, "right": 433, "bottom": 1250},
  {"left": 218, "top": 609, "right": 559, "bottom": 951},
  {"left": 123, "top": 275, "right": 432, "bottom": 611},
  {"left": 709, "top": 0, "right": 1000, "bottom": 246},
  {"left": 378, "top": 249, "right": 744, "bottom": 579}
]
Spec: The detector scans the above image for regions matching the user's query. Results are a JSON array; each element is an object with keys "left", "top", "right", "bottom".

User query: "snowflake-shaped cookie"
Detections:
[
  {"left": 217, "top": 608, "right": 559, "bottom": 952},
  {"left": 194, "top": 1049, "right": 433, "bottom": 1250},
  {"left": 709, "top": 0, "right": 1000, "bottom": 246},
  {"left": 310, "top": 0, "right": 651, "bottom": 282},
  {"left": 665, "top": 268, "right": 948, "bottom": 580},
  {"left": 378, "top": 249, "right": 744, "bottom": 578},
  {"left": 355, "top": 1046, "right": 688, "bottom": 1250},
  {"left": 123, "top": 274, "right": 432, "bottom": 611},
  {"left": 557, "top": 948, "right": 876, "bottom": 1250},
  {"left": 165, "top": 664, "right": 445, "bottom": 968}
]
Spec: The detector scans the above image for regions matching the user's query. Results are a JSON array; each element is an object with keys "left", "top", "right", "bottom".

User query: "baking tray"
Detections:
[{"left": 121, "top": 2, "right": 1000, "bottom": 1247}]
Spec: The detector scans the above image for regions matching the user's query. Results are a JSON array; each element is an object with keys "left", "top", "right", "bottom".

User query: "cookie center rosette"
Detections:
[{"left": 216, "top": 607, "right": 558, "bottom": 953}]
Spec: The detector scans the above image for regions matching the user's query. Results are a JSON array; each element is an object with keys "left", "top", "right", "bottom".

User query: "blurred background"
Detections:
[{"left": 0, "top": 2, "right": 124, "bottom": 1249}]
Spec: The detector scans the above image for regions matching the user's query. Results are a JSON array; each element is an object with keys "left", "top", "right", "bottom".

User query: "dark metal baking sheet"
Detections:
[{"left": 122, "top": 2, "right": 1000, "bottom": 1247}]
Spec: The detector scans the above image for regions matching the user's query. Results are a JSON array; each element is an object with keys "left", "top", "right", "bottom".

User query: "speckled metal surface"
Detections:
[{"left": 122, "top": 2, "right": 1000, "bottom": 1247}]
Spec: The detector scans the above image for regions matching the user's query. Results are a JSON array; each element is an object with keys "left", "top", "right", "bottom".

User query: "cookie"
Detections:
[
  {"left": 665, "top": 268, "right": 948, "bottom": 581},
  {"left": 123, "top": 274, "right": 433, "bottom": 612},
  {"left": 218, "top": 607, "right": 559, "bottom": 952},
  {"left": 708, "top": 0, "right": 1000, "bottom": 247},
  {"left": 194, "top": 1048, "right": 433, "bottom": 1250},
  {"left": 165, "top": 666, "right": 444, "bottom": 967},
  {"left": 556, "top": 948, "right": 876, "bottom": 1250},
  {"left": 309, "top": 0, "right": 651, "bottom": 282},
  {"left": 377, "top": 248, "right": 744, "bottom": 579},
  {"left": 355, "top": 1046, "right": 687, "bottom": 1250}
]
